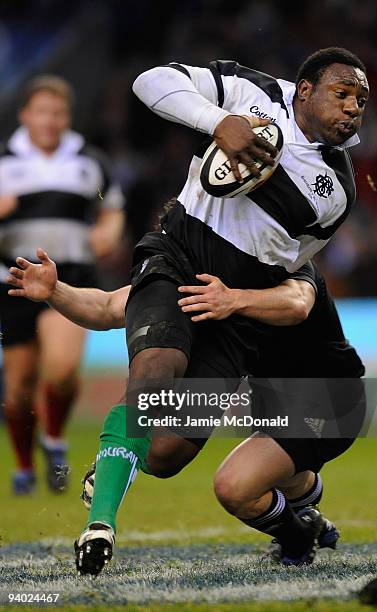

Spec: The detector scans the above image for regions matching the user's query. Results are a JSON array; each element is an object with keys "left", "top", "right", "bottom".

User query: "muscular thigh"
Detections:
[
  {"left": 125, "top": 277, "right": 194, "bottom": 365},
  {"left": 126, "top": 276, "right": 249, "bottom": 464},
  {"left": 38, "top": 309, "right": 86, "bottom": 380},
  {"left": 215, "top": 432, "right": 295, "bottom": 497},
  {"left": 2, "top": 341, "right": 39, "bottom": 409}
]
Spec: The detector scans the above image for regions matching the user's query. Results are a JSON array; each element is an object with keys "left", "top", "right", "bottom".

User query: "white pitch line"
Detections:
[
  {"left": 37, "top": 525, "right": 252, "bottom": 548},
  {"left": 117, "top": 525, "right": 251, "bottom": 542}
]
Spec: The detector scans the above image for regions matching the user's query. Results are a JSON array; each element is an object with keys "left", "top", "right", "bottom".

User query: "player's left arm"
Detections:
[
  {"left": 0, "top": 194, "right": 18, "bottom": 219},
  {"left": 178, "top": 274, "right": 316, "bottom": 326},
  {"left": 90, "top": 157, "right": 126, "bottom": 258},
  {"left": 132, "top": 63, "right": 277, "bottom": 182},
  {"left": 7, "top": 249, "right": 130, "bottom": 330},
  {"left": 90, "top": 207, "right": 125, "bottom": 258}
]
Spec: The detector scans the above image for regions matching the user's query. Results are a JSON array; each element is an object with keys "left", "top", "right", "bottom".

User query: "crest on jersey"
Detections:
[{"left": 312, "top": 172, "right": 334, "bottom": 198}]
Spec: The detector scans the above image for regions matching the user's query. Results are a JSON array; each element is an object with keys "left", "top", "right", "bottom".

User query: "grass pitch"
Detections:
[{"left": 0, "top": 418, "right": 376, "bottom": 610}]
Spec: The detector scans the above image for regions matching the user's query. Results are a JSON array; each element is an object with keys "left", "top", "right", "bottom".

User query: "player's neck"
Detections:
[
  {"left": 292, "top": 99, "right": 315, "bottom": 143},
  {"left": 29, "top": 136, "right": 60, "bottom": 157}
]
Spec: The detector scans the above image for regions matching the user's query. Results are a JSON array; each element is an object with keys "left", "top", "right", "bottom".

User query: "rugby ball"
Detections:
[
  {"left": 81, "top": 464, "right": 95, "bottom": 510},
  {"left": 200, "top": 123, "right": 283, "bottom": 198}
]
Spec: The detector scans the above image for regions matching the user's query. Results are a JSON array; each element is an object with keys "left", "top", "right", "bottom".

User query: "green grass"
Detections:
[
  {"left": 1, "top": 604, "right": 376, "bottom": 612},
  {"left": 0, "top": 542, "right": 376, "bottom": 609},
  {"left": 0, "top": 604, "right": 376, "bottom": 612},
  {"left": 1, "top": 420, "right": 376, "bottom": 610},
  {"left": 0, "top": 421, "right": 376, "bottom": 546}
]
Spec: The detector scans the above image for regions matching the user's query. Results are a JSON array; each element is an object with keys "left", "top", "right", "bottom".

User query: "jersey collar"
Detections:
[{"left": 8, "top": 127, "right": 85, "bottom": 158}]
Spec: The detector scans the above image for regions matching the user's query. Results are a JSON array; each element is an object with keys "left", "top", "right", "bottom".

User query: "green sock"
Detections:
[{"left": 87, "top": 404, "right": 151, "bottom": 531}]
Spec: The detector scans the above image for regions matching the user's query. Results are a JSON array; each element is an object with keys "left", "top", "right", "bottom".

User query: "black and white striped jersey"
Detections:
[
  {"left": 133, "top": 61, "right": 359, "bottom": 276},
  {"left": 0, "top": 127, "right": 124, "bottom": 267}
]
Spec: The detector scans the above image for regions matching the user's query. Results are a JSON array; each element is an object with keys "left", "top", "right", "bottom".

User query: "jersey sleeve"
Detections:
[
  {"left": 207, "top": 60, "right": 289, "bottom": 117},
  {"left": 132, "top": 63, "right": 230, "bottom": 134},
  {"left": 133, "top": 60, "right": 289, "bottom": 135},
  {"left": 167, "top": 63, "right": 221, "bottom": 105},
  {"left": 101, "top": 184, "right": 125, "bottom": 210},
  {"left": 287, "top": 260, "right": 318, "bottom": 295},
  {"left": 82, "top": 145, "right": 125, "bottom": 210}
]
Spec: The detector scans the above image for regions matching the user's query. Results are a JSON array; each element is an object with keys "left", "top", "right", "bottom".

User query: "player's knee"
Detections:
[
  {"left": 214, "top": 469, "right": 262, "bottom": 516},
  {"left": 147, "top": 459, "right": 182, "bottom": 479},
  {"left": 146, "top": 436, "right": 197, "bottom": 478},
  {"left": 146, "top": 450, "right": 184, "bottom": 478},
  {"left": 129, "top": 347, "right": 187, "bottom": 381},
  {"left": 45, "top": 371, "right": 79, "bottom": 396},
  {"left": 214, "top": 471, "right": 246, "bottom": 515},
  {"left": 4, "top": 376, "right": 36, "bottom": 416}
]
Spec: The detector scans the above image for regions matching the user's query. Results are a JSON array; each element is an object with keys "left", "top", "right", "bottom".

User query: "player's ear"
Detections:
[{"left": 296, "top": 79, "right": 314, "bottom": 102}]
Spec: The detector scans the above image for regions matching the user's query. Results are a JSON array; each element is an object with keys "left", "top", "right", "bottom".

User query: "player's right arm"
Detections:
[
  {"left": 0, "top": 194, "right": 18, "bottom": 218},
  {"left": 6, "top": 248, "right": 128, "bottom": 331},
  {"left": 178, "top": 274, "right": 316, "bottom": 326},
  {"left": 178, "top": 261, "right": 318, "bottom": 326},
  {"left": 132, "top": 63, "right": 277, "bottom": 181}
]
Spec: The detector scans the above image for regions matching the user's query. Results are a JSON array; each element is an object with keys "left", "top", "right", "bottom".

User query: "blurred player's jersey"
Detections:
[
  {"left": 0, "top": 127, "right": 123, "bottom": 265},
  {"left": 164, "top": 61, "right": 358, "bottom": 274}
]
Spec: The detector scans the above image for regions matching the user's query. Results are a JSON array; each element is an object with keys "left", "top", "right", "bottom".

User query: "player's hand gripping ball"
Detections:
[{"left": 200, "top": 122, "right": 283, "bottom": 198}]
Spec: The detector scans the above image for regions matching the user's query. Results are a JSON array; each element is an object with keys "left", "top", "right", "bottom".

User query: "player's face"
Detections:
[
  {"left": 19, "top": 90, "right": 71, "bottom": 153},
  {"left": 298, "top": 63, "right": 369, "bottom": 146}
]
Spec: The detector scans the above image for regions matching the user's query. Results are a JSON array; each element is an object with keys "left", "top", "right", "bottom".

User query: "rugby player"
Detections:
[
  {"left": 0, "top": 76, "right": 125, "bottom": 494},
  {"left": 7, "top": 245, "right": 365, "bottom": 570},
  {"left": 177, "top": 268, "right": 365, "bottom": 564},
  {"left": 10, "top": 46, "right": 368, "bottom": 572},
  {"left": 69, "top": 46, "right": 367, "bottom": 573}
]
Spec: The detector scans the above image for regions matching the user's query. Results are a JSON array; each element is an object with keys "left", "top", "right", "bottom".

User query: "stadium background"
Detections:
[{"left": 0, "top": 1, "right": 376, "bottom": 609}]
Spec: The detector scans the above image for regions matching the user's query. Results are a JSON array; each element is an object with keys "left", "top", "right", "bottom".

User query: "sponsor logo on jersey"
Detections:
[{"left": 249, "top": 105, "right": 276, "bottom": 123}]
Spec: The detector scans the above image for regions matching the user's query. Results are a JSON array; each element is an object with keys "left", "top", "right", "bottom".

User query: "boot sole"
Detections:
[{"left": 74, "top": 537, "right": 113, "bottom": 576}]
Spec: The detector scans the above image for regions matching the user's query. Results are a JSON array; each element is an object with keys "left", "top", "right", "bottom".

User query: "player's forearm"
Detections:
[
  {"left": 47, "top": 282, "right": 114, "bottom": 331},
  {"left": 132, "top": 65, "right": 229, "bottom": 134},
  {"left": 231, "top": 283, "right": 314, "bottom": 326},
  {"left": 90, "top": 209, "right": 125, "bottom": 258}
]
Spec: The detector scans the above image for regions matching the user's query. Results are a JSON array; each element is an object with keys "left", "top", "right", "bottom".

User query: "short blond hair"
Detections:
[{"left": 20, "top": 75, "right": 74, "bottom": 109}]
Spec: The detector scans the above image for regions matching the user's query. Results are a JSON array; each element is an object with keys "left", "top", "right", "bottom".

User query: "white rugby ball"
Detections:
[
  {"left": 199, "top": 123, "right": 283, "bottom": 198},
  {"left": 81, "top": 467, "right": 95, "bottom": 510}
]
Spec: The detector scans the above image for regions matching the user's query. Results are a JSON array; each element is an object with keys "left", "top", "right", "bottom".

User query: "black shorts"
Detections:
[
  {"left": 125, "top": 236, "right": 262, "bottom": 448},
  {"left": 126, "top": 232, "right": 365, "bottom": 468},
  {"left": 0, "top": 262, "right": 98, "bottom": 347},
  {"left": 272, "top": 437, "right": 357, "bottom": 474},
  {"left": 249, "top": 377, "right": 366, "bottom": 473},
  {"left": 250, "top": 290, "right": 366, "bottom": 473},
  {"left": 126, "top": 274, "right": 251, "bottom": 375},
  {"left": 126, "top": 233, "right": 260, "bottom": 377}
]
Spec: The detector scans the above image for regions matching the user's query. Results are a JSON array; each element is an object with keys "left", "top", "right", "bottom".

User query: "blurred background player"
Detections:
[{"left": 0, "top": 75, "right": 125, "bottom": 494}]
